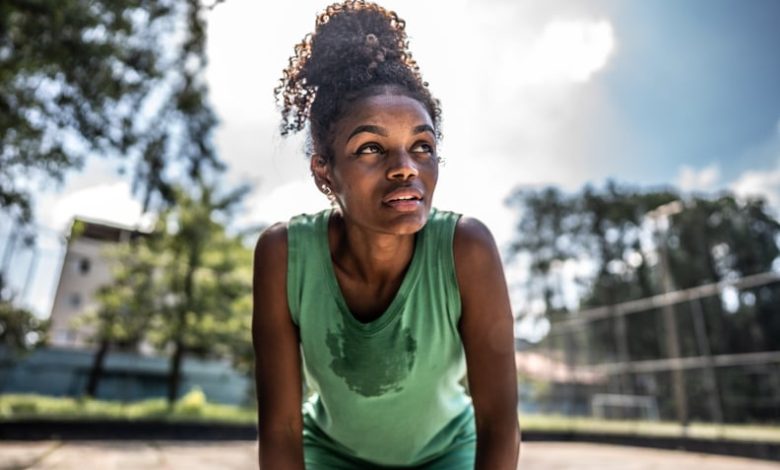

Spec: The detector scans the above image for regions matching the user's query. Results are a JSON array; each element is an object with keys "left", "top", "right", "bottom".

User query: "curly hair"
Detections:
[{"left": 275, "top": 0, "right": 441, "bottom": 160}]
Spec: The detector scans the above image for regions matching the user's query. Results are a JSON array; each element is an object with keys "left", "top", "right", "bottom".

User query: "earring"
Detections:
[{"left": 321, "top": 184, "right": 333, "bottom": 198}]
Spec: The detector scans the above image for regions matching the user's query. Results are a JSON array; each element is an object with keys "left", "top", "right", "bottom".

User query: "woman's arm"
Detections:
[
  {"left": 454, "top": 217, "right": 521, "bottom": 470},
  {"left": 252, "top": 223, "right": 305, "bottom": 469}
]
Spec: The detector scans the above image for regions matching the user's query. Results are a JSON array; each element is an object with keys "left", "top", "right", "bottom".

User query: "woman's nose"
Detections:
[{"left": 387, "top": 150, "right": 419, "bottom": 180}]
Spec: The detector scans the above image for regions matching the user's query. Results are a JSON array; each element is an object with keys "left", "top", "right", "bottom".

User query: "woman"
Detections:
[{"left": 253, "top": 1, "right": 520, "bottom": 468}]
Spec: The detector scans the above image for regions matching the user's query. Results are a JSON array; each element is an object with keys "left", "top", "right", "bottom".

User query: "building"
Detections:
[
  {"left": 48, "top": 217, "right": 146, "bottom": 347},
  {"left": 14, "top": 217, "right": 253, "bottom": 404}
]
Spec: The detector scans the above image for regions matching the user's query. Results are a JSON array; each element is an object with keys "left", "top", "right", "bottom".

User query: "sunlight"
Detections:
[{"left": 524, "top": 19, "right": 615, "bottom": 85}]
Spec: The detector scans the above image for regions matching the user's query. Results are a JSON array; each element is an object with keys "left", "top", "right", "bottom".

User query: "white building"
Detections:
[{"left": 49, "top": 217, "right": 146, "bottom": 347}]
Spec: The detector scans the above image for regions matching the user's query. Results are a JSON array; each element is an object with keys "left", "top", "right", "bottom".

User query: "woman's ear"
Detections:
[{"left": 310, "top": 154, "right": 333, "bottom": 196}]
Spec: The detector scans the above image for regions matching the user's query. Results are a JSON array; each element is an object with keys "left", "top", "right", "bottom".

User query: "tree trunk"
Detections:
[
  {"left": 166, "top": 236, "right": 199, "bottom": 406},
  {"left": 85, "top": 339, "right": 110, "bottom": 398},
  {"left": 167, "top": 338, "right": 184, "bottom": 405}
]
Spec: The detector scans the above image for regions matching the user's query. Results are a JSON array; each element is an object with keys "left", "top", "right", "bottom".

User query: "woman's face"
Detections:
[{"left": 312, "top": 93, "right": 439, "bottom": 236}]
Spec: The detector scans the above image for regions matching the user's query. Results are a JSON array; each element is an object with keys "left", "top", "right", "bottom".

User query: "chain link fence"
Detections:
[{"left": 517, "top": 271, "right": 780, "bottom": 426}]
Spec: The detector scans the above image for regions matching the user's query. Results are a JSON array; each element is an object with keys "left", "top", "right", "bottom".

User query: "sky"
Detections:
[{"left": 3, "top": 0, "right": 780, "bottom": 325}]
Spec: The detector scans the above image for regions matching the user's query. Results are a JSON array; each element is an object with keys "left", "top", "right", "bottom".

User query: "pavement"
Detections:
[{"left": 1, "top": 441, "right": 779, "bottom": 469}]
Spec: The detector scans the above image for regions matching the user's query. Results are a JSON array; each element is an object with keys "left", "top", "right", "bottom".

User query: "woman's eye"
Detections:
[
  {"left": 356, "top": 143, "right": 383, "bottom": 155},
  {"left": 411, "top": 142, "right": 434, "bottom": 154}
]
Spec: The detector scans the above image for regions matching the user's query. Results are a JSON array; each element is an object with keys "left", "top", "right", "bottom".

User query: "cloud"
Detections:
[
  {"left": 522, "top": 19, "right": 615, "bottom": 85},
  {"left": 40, "top": 181, "right": 147, "bottom": 232},
  {"left": 730, "top": 164, "right": 780, "bottom": 208},
  {"left": 676, "top": 164, "right": 721, "bottom": 192},
  {"left": 729, "top": 118, "right": 780, "bottom": 208}
]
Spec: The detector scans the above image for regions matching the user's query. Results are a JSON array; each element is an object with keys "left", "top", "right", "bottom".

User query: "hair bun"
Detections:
[
  {"left": 363, "top": 33, "right": 387, "bottom": 71},
  {"left": 304, "top": 6, "right": 405, "bottom": 89},
  {"left": 276, "top": 1, "right": 439, "bottom": 143}
]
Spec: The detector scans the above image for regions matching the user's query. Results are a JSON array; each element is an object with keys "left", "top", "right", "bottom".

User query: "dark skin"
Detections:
[{"left": 253, "top": 93, "right": 520, "bottom": 469}]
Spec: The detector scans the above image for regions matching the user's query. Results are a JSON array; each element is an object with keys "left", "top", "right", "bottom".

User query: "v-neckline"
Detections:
[{"left": 317, "top": 209, "right": 426, "bottom": 335}]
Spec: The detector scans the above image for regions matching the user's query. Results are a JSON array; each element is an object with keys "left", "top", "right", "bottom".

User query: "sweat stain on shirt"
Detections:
[{"left": 326, "top": 324, "right": 417, "bottom": 397}]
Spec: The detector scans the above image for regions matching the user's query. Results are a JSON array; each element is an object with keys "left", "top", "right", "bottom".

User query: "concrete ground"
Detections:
[{"left": 1, "top": 441, "right": 778, "bottom": 469}]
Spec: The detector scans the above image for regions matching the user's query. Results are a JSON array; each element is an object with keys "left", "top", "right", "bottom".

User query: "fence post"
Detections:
[
  {"left": 612, "top": 305, "right": 634, "bottom": 402},
  {"left": 690, "top": 297, "right": 723, "bottom": 423},
  {"left": 657, "top": 230, "right": 689, "bottom": 428}
]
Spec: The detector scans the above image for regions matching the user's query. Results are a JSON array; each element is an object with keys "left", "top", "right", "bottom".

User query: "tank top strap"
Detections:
[
  {"left": 287, "top": 209, "right": 332, "bottom": 326},
  {"left": 420, "top": 208, "right": 463, "bottom": 325}
]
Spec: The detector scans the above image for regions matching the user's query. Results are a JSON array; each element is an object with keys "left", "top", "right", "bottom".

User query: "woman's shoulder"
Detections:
[
  {"left": 256, "top": 221, "right": 288, "bottom": 244},
  {"left": 254, "top": 209, "right": 333, "bottom": 267},
  {"left": 253, "top": 222, "right": 289, "bottom": 271},
  {"left": 254, "top": 209, "right": 331, "bottom": 252},
  {"left": 452, "top": 216, "right": 499, "bottom": 269},
  {"left": 452, "top": 217, "right": 507, "bottom": 320}
]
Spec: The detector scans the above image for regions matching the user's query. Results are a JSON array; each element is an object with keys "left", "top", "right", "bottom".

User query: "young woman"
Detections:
[{"left": 252, "top": 1, "right": 520, "bottom": 468}]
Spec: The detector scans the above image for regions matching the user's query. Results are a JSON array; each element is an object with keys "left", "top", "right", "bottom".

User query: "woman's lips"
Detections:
[
  {"left": 384, "top": 198, "right": 422, "bottom": 212},
  {"left": 382, "top": 187, "right": 424, "bottom": 212},
  {"left": 383, "top": 187, "right": 423, "bottom": 202}
]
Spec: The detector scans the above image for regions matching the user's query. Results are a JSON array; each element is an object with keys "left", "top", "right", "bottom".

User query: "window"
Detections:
[
  {"left": 68, "top": 293, "right": 82, "bottom": 309},
  {"left": 78, "top": 257, "right": 91, "bottom": 275}
]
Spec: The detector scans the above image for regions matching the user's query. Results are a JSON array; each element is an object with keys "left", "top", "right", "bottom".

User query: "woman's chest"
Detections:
[
  {"left": 298, "top": 294, "right": 463, "bottom": 398},
  {"left": 335, "top": 273, "right": 403, "bottom": 323}
]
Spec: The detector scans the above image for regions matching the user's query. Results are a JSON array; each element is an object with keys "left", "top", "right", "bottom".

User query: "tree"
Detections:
[
  {"left": 665, "top": 196, "right": 780, "bottom": 355},
  {"left": 506, "top": 182, "right": 780, "bottom": 421},
  {"left": 506, "top": 182, "right": 678, "bottom": 318},
  {"left": 0, "top": 298, "right": 48, "bottom": 392},
  {"left": 1, "top": 0, "right": 223, "bottom": 226},
  {"left": 0, "top": 299, "right": 48, "bottom": 354},
  {"left": 151, "top": 184, "right": 252, "bottom": 404},
  {"left": 507, "top": 184, "right": 780, "bottom": 343},
  {"left": 77, "top": 236, "right": 159, "bottom": 397},
  {"left": 84, "top": 182, "right": 253, "bottom": 404}
]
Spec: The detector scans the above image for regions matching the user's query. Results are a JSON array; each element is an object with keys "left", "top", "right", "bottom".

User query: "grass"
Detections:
[
  {"left": 0, "top": 389, "right": 256, "bottom": 424},
  {"left": 2, "top": 393, "right": 778, "bottom": 444},
  {"left": 520, "top": 413, "right": 780, "bottom": 443}
]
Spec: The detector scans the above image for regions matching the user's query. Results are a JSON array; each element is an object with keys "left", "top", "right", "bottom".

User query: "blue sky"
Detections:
[
  {"left": 3, "top": 0, "right": 779, "bottom": 320},
  {"left": 599, "top": 0, "right": 780, "bottom": 185}
]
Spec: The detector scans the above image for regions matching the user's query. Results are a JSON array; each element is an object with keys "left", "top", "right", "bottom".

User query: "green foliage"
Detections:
[
  {"left": 0, "top": 392, "right": 256, "bottom": 424},
  {"left": 79, "top": 182, "right": 254, "bottom": 401},
  {"left": 506, "top": 182, "right": 780, "bottom": 320},
  {"left": 69, "top": 219, "right": 87, "bottom": 242},
  {"left": 139, "top": 184, "right": 253, "bottom": 365},
  {"left": 0, "top": 300, "right": 48, "bottom": 353},
  {"left": 1, "top": 0, "right": 223, "bottom": 225},
  {"left": 507, "top": 182, "right": 780, "bottom": 423},
  {"left": 2, "top": 394, "right": 779, "bottom": 443},
  {"left": 77, "top": 241, "right": 160, "bottom": 349},
  {"left": 666, "top": 196, "right": 780, "bottom": 289},
  {"left": 518, "top": 414, "right": 780, "bottom": 443},
  {"left": 506, "top": 182, "right": 679, "bottom": 316},
  {"left": 174, "top": 387, "right": 207, "bottom": 416}
]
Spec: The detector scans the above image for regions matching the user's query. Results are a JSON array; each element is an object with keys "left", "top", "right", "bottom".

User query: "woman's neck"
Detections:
[{"left": 329, "top": 211, "right": 416, "bottom": 285}]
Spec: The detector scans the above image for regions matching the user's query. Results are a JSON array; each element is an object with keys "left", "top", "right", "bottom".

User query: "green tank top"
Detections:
[{"left": 287, "top": 208, "right": 475, "bottom": 466}]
